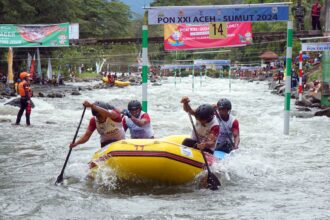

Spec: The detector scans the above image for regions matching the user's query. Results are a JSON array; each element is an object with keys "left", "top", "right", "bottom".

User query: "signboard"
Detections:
[
  {"left": 164, "top": 22, "right": 252, "bottom": 51},
  {"left": 0, "top": 23, "right": 70, "bottom": 47},
  {"left": 161, "top": 64, "right": 202, "bottom": 70},
  {"left": 194, "top": 59, "right": 231, "bottom": 65},
  {"left": 302, "top": 42, "right": 330, "bottom": 51},
  {"left": 149, "top": 4, "right": 289, "bottom": 25},
  {"left": 69, "top": 23, "right": 79, "bottom": 40}
]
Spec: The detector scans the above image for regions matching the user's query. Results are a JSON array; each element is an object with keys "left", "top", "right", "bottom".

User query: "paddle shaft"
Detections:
[
  {"left": 214, "top": 110, "right": 235, "bottom": 148},
  {"left": 188, "top": 113, "right": 212, "bottom": 175},
  {"left": 56, "top": 107, "right": 86, "bottom": 184}
]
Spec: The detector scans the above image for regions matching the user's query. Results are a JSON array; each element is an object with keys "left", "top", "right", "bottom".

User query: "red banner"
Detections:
[{"left": 164, "top": 22, "right": 252, "bottom": 51}]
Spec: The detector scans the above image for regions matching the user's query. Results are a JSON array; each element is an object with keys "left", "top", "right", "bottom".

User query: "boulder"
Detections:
[
  {"left": 4, "top": 97, "right": 35, "bottom": 108},
  {"left": 55, "top": 93, "right": 64, "bottom": 98},
  {"left": 71, "top": 91, "right": 81, "bottom": 96},
  {"left": 0, "top": 118, "right": 11, "bottom": 123},
  {"left": 314, "top": 108, "right": 330, "bottom": 117},
  {"left": 38, "top": 92, "right": 45, "bottom": 97}
]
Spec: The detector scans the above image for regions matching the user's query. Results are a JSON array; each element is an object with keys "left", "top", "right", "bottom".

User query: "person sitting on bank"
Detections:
[
  {"left": 15, "top": 72, "right": 33, "bottom": 126},
  {"left": 121, "top": 100, "right": 154, "bottom": 139},
  {"left": 70, "top": 100, "right": 125, "bottom": 149},
  {"left": 181, "top": 96, "right": 219, "bottom": 155},
  {"left": 215, "top": 98, "right": 240, "bottom": 153}
]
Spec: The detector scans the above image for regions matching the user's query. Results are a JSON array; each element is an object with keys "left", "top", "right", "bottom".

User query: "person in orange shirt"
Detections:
[{"left": 15, "top": 72, "right": 33, "bottom": 126}]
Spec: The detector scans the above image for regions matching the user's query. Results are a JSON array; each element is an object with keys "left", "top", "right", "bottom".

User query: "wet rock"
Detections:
[
  {"left": 71, "top": 91, "right": 81, "bottom": 96},
  {"left": 296, "top": 107, "right": 311, "bottom": 112},
  {"left": 0, "top": 118, "right": 11, "bottom": 123},
  {"left": 311, "top": 103, "right": 321, "bottom": 108},
  {"left": 55, "top": 93, "right": 64, "bottom": 98},
  {"left": 4, "top": 97, "right": 35, "bottom": 108},
  {"left": 78, "top": 87, "right": 82, "bottom": 91},
  {"left": 38, "top": 92, "right": 45, "bottom": 97},
  {"left": 314, "top": 108, "right": 330, "bottom": 117},
  {"left": 47, "top": 93, "right": 55, "bottom": 98}
]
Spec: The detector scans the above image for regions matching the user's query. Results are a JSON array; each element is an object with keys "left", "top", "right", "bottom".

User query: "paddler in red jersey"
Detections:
[{"left": 181, "top": 96, "right": 219, "bottom": 155}]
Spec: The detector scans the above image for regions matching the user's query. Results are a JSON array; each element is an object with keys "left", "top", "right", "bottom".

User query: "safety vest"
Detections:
[
  {"left": 125, "top": 111, "right": 154, "bottom": 138},
  {"left": 216, "top": 115, "right": 236, "bottom": 147},
  {"left": 95, "top": 116, "right": 125, "bottom": 144},
  {"left": 18, "top": 80, "right": 32, "bottom": 98},
  {"left": 192, "top": 116, "right": 219, "bottom": 151}
]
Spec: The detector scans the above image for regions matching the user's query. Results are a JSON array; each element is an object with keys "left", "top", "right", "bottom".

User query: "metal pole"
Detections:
[
  {"left": 200, "top": 68, "right": 202, "bottom": 87},
  {"left": 284, "top": 21, "right": 293, "bottom": 135},
  {"left": 142, "top": 11, "right": 148, "bottom": 112},
  {"left": 229, "top": 65, "right": 232, "bottom": 91},
  {"left": 298, "top": 51, "right": 303, "bottom": 101},
  {"left": 192, "top": 65, "right": 195, "bottom": 92},
  {"left": 174, "top": 68, "right": 177, "bottom": 87}
]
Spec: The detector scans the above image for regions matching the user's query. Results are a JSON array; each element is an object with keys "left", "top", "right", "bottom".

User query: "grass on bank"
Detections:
[{"left": 76, "top": 72, "right": 101, "bottom": 79}]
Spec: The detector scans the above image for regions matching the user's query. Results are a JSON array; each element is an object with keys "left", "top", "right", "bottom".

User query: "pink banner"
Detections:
[{"left": 164, "top": 22, "right": 252, "bottom": 51}]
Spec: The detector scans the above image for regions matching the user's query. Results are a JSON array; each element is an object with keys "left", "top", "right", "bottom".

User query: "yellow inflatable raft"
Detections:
[
  {"left": 89, "top": 135, "right": 206, "bottom": 184},
  {"left": 102, "top": 77, "right": 130, "bottom": 87}
]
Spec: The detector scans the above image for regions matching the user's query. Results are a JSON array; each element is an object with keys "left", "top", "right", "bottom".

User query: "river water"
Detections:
[{"left": 0, "top": 77, "right": 329, "bottom": 220}]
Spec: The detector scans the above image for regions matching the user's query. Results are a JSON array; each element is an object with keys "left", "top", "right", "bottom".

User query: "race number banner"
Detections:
[
  {"left": 164, "top": 22, "right": 252, "bottom": 51},
  {"left": 302, "top": 42, "right": 330, "bottom": 51},
  {"left": 149, "top": 4, "right": 289, "bottom": 25},
  {"left": 0, "top": 23, "right": 69, "bottom": 47}
]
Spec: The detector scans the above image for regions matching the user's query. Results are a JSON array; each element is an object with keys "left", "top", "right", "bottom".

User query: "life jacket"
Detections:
[
  {"left": 18, "top": 80, "right": 32, "bottom": 98},
  {"left": 192, "top": 116, "right": 219, "bottom": 152},
  {"left": 95, "top": 116, "right": 125, "bottom": 144},
  {"left": 216, "top": 115, "right": 236, "bottom": 147},
  {"left": 124, "top": 111, "right": 154, "bottom": 138},
  {"left": 311, "top": 3, "right": 320, "bottom": 16}
]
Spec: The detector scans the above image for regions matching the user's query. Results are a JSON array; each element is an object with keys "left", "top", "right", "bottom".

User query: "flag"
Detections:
[
  {"left": 27, "top": 52, "right": 32, "bottom": 73},
  {"left": 37, "top": 48, "right": 42, "bottom": 80},
  {"left": 29, "top": 54, "right": 36, "bottom": 79},
  {"left": 7, "top": 47, "right": 14, "bottom": 84},
  {"left": 47, "top": 58, "right": 52, "bottom": 80},
  {"left": 57, "top": 65, "right": 61, "bottom": 84}
]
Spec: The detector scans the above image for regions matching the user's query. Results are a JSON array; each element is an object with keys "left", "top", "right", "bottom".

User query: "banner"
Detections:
[
  {"left": 165, "top": 22, "right": 252, "bottom": 51},
  {"left": 149, "top": 4, "right": 289, "bottom": 25},
  {"left": 0, "top": 23, "right": 69, "bottom": 47},
  {"left": 302, "top": 42, "right": 330, "bottom": 51}
]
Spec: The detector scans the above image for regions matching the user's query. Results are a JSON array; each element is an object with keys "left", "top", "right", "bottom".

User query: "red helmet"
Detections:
[{"left": 20, "top": 72, "right": 30, "bottom": 80}]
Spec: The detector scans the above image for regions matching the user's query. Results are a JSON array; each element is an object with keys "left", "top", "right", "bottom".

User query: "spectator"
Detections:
[{"left": 311, "top": 0, "right": 322, "bottom": 30}]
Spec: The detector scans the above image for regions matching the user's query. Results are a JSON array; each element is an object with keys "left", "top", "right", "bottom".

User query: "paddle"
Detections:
[
  {"left": 188, "top": 113, "right": 221, "bottom": 190},
  {"left": 214, "top": 110, "right": 235, "bottom": 149},
  {"left": 55, "top": 106, "right": 86, "bottom": 185}
]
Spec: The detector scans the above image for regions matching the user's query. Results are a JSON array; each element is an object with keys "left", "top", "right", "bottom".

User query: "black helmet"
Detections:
[
  {"left": 217, "top": 98, "right": 232, "bottom": 110},
  {"left": 92, "top": 101, "right": 114, "bottom": 116},
  {"left": 128, "top": 100, "right": 142, "bottom": 111},
  {"left": 195, "top": 104, "right": 214, "bottom": 122}
]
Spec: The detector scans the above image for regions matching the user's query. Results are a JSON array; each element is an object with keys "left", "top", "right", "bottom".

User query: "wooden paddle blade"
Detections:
[{"left": 207, "top": 173, "right": 221, "bottom": 191}]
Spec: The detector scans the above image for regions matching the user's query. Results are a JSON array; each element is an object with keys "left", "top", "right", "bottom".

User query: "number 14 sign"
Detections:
[{"left": 209, "top": 22, "right": 227, "bottom": 39}]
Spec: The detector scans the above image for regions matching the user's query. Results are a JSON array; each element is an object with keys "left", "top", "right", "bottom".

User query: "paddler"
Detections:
[
  {"left": 70, "top": 100, "right": 125, "bottom": 148},
  {"left": 15, "top": 72, "right": 33, "bottom": 126},
  {"left": 121, "top": 100, "right": 154, "bottom": 139},
  {"left": 181, "top": 96, "right": 219, "bottom": 154},
  {"left": 214, "top": 98, "right": 240, "bottom": 153}
]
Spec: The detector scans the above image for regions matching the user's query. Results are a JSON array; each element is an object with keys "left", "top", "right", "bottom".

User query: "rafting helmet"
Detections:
[
  {"left": 195, "top": 104, "right": 214, "bottom": 122},
  {"left": 20, "top": 72, "right": 30, "bottom": 80},
  {"left": 92, "top": 101, "right": 114, "bottom": 116},
  {"left": 217, "top": 98, "right": 232, "bottom": 110},
  {"left": 128, "top": 100, "right": 142, "bottom": 111}
]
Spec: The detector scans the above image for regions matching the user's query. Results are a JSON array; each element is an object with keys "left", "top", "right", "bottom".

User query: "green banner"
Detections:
[{"left": 0, "top": 23, "right": 69, "bottom": 47}]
